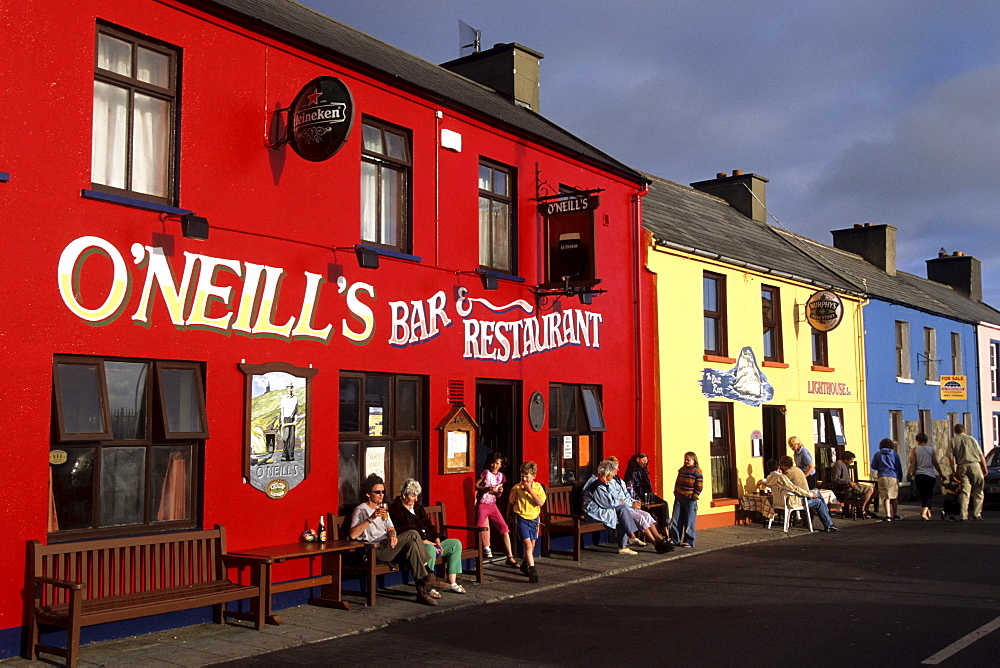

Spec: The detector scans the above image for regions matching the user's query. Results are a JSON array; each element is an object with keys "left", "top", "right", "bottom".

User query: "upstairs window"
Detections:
[
  {"left": 811, "top": 328, "right": 829, "bottom": 367},
  {"left": 761, "top": 285, "right": 783, "bottom": 362},
  {"left": 923, "top": 327, "right": 938, "bottom": 381},
  {"left": 91, "top": 24, "right": 177, "bottom": 204},
  {"left": 951, "top": 332, "right": 963, "bottom": 375},
  {"left": 50, "top": 356, "right": 205, "bottom": 540},
  {"left": 895, "top": 321, "right": 911, "bottom": 378},
  {"left": 991, "top": 341, "right": 1000, "bottom": 397},
  {"left": 361, "top": 119, "right": 411, "bottom": 251},
  {"left": 479, "top": 160, "right": 515, "bottom": 273},
  {"left": 703, "top": 272, "right": 727, "bottom": 357}
]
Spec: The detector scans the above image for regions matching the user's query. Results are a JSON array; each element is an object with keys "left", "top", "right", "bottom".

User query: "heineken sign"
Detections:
[
  {"left": 288, "top": 76, "right": 354, "bottom": 162},
  {"left": 805, "top": 290, "right": 844, "bottom": 332}
]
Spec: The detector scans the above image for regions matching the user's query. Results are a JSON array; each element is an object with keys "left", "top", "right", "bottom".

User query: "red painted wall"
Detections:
[{"left": 0, "top": 0, "right": 653, "bottom": 643}]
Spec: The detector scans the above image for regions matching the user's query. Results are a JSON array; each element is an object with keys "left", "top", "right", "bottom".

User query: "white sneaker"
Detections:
[
  {"left": 628, "top": 536, "right": 647, "bottom": 547},
  {"left": 484, "top": 547, "right": 493, "bottom": 558},
  {"left": 618, "top": 547, "right": 638, "bottom": 555}
]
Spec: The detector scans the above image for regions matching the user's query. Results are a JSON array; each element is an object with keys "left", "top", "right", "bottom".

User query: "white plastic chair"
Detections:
[{"left": 767, "top": 490, "right": 814, "bottom": 533}]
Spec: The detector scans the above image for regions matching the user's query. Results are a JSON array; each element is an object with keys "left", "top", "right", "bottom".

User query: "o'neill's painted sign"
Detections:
[
  {"left": 805, "top": 290, "right": 844, "bottom": 332},
  {"left": 288, "top": 76, "right": 354, "bottom": 162},
  {"left": 940, "top": 375, "right": 967, "bottom": 400},
  {"left": 56, "top": 236, "right": 602, "bottom": 362}
]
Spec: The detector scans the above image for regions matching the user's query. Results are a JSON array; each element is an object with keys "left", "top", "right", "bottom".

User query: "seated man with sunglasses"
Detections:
[{"left": 349, "top": 474, "right": 439, "bottom": 606}]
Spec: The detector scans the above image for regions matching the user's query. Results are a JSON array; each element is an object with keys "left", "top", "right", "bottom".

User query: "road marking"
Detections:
[{"left": 922, "top": 615, "right": 1000, "bottom": 664}]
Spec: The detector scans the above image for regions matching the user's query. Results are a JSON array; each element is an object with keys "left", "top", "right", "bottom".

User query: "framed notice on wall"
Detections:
[{"left": 436, "top": 403, "right": 479, "bottom": 474}]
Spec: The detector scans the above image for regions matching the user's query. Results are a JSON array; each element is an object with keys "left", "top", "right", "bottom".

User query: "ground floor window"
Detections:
[
  {"left": 813, "top": 408, "right": 845, "bottom": 482},
  {"left": 338, "top": 372, "right": 423, "bottom": 512},
  {"left": 549, "top": 383, "right": 605, "bottom": 485},
  {"left": 49, "top": 355, "right": 205, "bottom": 539},
  {"left": 708, "top": 402, "right": 735, "bottom": 498},
  {"left": 993, "top": 413, "right": 999, "bottom": 449}
]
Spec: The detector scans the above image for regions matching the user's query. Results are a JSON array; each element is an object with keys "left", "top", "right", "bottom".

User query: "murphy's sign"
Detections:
[
  {"left": 804, "top": 290, "right": 844, "bottom": 332},
  {"left": 288, "top": 76, "right": 354, "bottom": 162}
]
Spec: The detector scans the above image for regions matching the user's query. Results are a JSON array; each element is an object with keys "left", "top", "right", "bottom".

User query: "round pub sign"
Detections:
[
  {"left": 288, "top": 76, "right": 354, "bottom": 162},
  {"left": 805, "top": 290, "right": 844, "bottom": 332}
]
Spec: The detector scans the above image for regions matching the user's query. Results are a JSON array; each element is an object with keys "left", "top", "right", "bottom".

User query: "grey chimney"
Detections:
[
  {"left": 441, "top": 42, "right": 543, "bottom": 112},
  {"left": 690, "top": 170, "right": 768, "bottom": 223},
  {"left": 926, "top": 251, "right": 982, "bottom": 302},
  {"left": 831, "top": 223, "right": 897, "bottom": 276}
]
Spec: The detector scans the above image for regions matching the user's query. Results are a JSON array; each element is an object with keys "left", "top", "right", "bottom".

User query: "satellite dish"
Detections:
[{"left": 459, "top": 19, "right": 481, "bottom": 56}]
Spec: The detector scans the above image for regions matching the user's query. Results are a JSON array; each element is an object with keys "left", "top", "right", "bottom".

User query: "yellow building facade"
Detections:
[{"left": 647, "top": 234, "right": 868, "bottom": 528}]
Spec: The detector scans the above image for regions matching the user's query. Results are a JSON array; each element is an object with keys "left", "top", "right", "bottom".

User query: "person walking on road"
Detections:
[
  {"left": 908, "top": 433, "right": 942, "bottom": 521},
  {"left": 946, "top": 424, "right": 987, "bottom": 521},
  {"left": 871, "top": 438, "right": 903, "bottom": 521}
]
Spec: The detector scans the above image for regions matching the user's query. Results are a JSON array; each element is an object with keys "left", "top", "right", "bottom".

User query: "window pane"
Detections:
[
  {"left": 380, "top": 167, "right": 400, "bottom": 246},
  {"left": 549, "top": 385, "right": 559, "bottom": 427},
  {"left": 763, "top": 330, "right": 774, "bottom": 359},
  {"left": 560, "top": 386, "right": 577, "bottom": 431},
  {"left": 160, "top": 367, "right": 205, "bottom": 434},
  {"left": 581, "top": 388, "right": 606, "bottom": 431},
  {"left": 366, "top": 376, "right": 390, "bottom": 436},
  {"left": 390, "top": 439, "right": 419, "bottom": 500},
  {"left": 99, "top": 447, "right": 146, "bottom": 527},
  {"left": 362, "top": 124, "right": 382, "bottom": 153},
  {"left": 150, "top": 445, "right": 191, "bottom": 521},
  {"left": 50, "top": 448, "right": 95, "bottom": 531},
  {"left": 493, "top": 169, "right": 508, "bottom": 196},
  {"left": 491, "top": 202, "right": 510, "bottom": 271},
  {"left": 132, "top": 93, "right": 169, "bottom": 197},
  {"left": 478, "top": 165, "right": 491, "bottom": 191},
  {"left": 97, "top": 34, "right": 132, "bottom": 76},
  {"left": 397, "top": 380, "right": 418, "bottom": 433},
  {"left": 92, "top": 81, "right": 129, "bottom": 190},
  {"left": 384, "top": 129, "right": 406, "bottom": 160},
  {"left": 339, "top": 441, "right": 361, "bottom": 511},
  {"left": 704, "top": 317, "right": 716, "bottom": 352},
  {"left": 340, "top": 377, "right": 361, "bottom": 432},
  {"left": 136, "top": 47, "right": 169, "bottom": 87},
  {"left": 761, "top": 290, "right": 774, "bottom": 322},
  {"left": 106, "top": 361, "right": 147, "bottom": 440},
  {"left": 703, "top": 276, "right": 717, "bottom": 311},
  {"left": 56, "top": 362, "right": 107, "bottom": 435},
  {"left": 361, "top": 161, "right": 378, "bottom": 242},
  {"left": 478, "top": 196, "right": 492, "bottom": 266}
]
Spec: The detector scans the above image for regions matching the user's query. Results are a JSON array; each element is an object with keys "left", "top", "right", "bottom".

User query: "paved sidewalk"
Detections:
[{"left": 5, "top": 504, "right": 902, "bottom": 667}]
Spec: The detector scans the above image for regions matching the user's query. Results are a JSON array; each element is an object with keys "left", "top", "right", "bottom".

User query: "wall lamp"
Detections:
[
  {"left": 180, "top": 214, "right": 210, "bottom": 240},
  {"left": 479, "top": 272, "right": 499, "bottom": 291},
  {"left": 334, "top": 245, "right": 380, "bottom": 269}
]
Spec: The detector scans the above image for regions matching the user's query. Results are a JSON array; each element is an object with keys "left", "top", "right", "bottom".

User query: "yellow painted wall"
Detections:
[{"left": 649, "top": 245, "right": 867, "bottom": 520}]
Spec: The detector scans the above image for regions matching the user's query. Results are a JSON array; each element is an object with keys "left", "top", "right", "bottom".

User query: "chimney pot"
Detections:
[
  {"left": 864, "top": 222, "right": 872, "bottom": 227},
  {"left": 955, "top": 251, "right": 965, "bottom": 257},
  {"left": 854, "top": 224, "right": 863, "bottom": 229},
  {"left": 716, "top": 172, "right": 728, "bottom": 178},
  {"left": 732, "top": 169, "right": 743, "bottom": 176}
]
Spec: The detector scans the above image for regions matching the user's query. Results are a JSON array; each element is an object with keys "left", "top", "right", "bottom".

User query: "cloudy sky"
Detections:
[{"left": 301, "top": 0, "right": 1000, "bottom": 305}]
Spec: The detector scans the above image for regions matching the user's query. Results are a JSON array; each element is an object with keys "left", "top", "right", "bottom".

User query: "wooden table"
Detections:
[{"left": 226, "top": 540, "right": 363, "bottom": 625}]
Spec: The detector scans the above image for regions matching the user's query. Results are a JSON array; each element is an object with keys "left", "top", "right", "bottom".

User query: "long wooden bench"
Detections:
[
  {"left": 24, "top": 525, "right": 266, "bottom": 667},
  {"left": 541, "top": 485, "right": 608, "bottom": 561},
  {"left": 333, "top": 502, "right": 485, "bottom": 606}
]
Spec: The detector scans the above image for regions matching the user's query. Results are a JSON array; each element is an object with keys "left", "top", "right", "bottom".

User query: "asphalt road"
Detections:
[{"left": 218, "top": 517, "right": 1000, "bottom": 667}]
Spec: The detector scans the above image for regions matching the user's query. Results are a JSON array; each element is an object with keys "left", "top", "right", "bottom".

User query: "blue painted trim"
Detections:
[
  {"left": 356, "top": 244, "right": 422, "bottom": 263},
  {"left": 477, "top": 269, "right": 526, "bottom": 284},
  {"left": 81, "top": 189, "right": 192, "bottom": 216},
  {"left": 0, "top": 172, "right": 10, "bottom": 183}
]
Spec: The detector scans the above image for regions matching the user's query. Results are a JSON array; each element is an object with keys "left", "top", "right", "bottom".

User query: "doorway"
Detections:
[
  {"left": 762, "top": 405, "right": 786, "bottom": 466},
  {"left": 476, "top": 380, "right": 520, "bottom": 555}
]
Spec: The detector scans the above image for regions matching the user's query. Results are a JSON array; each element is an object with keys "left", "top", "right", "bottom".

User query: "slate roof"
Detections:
[
  {"left": 643, "top": 173, "right": 1000, "bottom": 326},
  {"left": 642, "top": 173, "right": 859, "bottom": 293},
  {"left": 203, "top": 0, "right": 645, "bottom": 184}
]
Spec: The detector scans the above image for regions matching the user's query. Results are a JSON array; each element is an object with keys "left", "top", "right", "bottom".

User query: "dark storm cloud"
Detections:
[{"left": 303, "top": 0, "right": 1000, "bottom": 305}]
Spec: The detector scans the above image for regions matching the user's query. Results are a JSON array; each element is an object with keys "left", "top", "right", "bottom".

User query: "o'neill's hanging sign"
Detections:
[
  {"left": 288, "top": 76, "right": 354, "bottom": 162},
  {"left": 804, "top": 290, "right": 844, "bottom": 332}
]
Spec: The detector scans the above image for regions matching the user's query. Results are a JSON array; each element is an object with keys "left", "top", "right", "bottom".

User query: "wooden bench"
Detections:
[
  {"left": 333, "top": 502, "right": 485, "bottom": 606},
  {"left": 540, "top": 485, "right": 607, "bottom": 561},
  {"left": 24, "top": 525, "right": 265, "bottom": 667}
]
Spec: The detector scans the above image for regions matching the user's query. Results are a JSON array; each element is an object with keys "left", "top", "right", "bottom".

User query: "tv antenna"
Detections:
[{"left": 459, "top": 20, "right": 481, "bottom": 56}]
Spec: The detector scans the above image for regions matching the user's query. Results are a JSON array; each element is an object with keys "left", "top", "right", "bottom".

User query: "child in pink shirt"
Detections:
[{"left": 476, "top": 453, "right": 518, "bottom": 567}]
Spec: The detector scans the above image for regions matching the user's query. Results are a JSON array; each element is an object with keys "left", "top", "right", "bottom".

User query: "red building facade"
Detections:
[{"left": 0, "top": 0, "right": 652, "bottom": 653}]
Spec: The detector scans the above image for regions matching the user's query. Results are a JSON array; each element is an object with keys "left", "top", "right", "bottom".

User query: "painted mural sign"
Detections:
[
  {"left": 701, "top": 346, "right": 774, "bottom": 407},
  {"left": 55, "top": 236, "right": 603, "bottom": 362},
  {"left": 940, "top": 375, "right": 967, "bottom": 400},
  {"left": 804, "top": 290, "right": 844, "bottom": 331},
  {"left": 239, "top": 361, "right": 317, "bottom": 499}
]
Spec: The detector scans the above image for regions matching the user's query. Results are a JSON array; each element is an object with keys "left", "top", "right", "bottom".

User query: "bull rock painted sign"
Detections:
[
  {"left": 701, "top": 346, "right": 774, "bottom": 407},
  {"left": 56, "top": 236, "right": 602, "bottom": 362}
]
